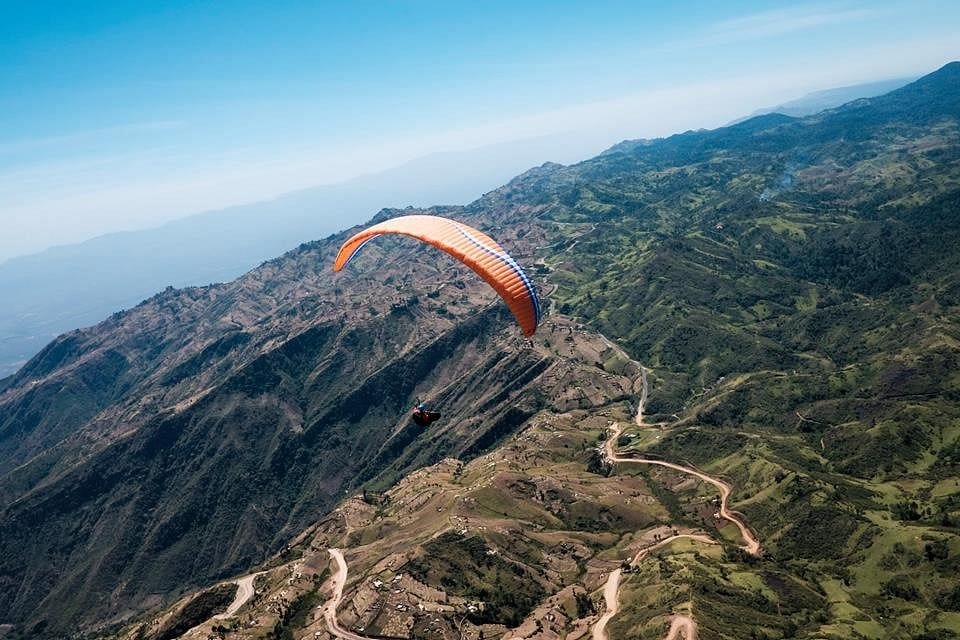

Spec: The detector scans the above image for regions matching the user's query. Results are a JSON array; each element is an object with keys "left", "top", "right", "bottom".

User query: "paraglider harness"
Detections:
[{"left": 411, "top": 402, "right": 441, "bottom": 427}]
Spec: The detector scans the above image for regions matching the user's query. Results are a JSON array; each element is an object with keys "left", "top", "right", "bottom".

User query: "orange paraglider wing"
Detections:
[{"left": 333, "top": 215, "right": 540, "bottom": 336}]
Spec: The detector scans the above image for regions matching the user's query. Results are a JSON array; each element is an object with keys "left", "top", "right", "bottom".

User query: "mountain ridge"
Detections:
[
  {"left": 729, "top": 76, "right": 916, "bottom": 124},
  {"left": 0, "top": 132, "right": 618, "bottom": 379},
  {"left": 1, "top": 62, "right": 959, "bottom": 638}
]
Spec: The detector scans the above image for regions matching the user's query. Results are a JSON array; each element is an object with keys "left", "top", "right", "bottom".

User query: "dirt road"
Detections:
[
  {"left": 634, "top": 366, "right": 647, "bottom": 426},
  {"left": 590, "top": 335, "right": 759, "bottom": 640},
  {"left": 630, "top": 533, "right": 716, "bottom": 565},
  {"left": 604, "top": 423, "right": 761, "bottom": 556},
  {"left": 592, "top": 568, "right": 622, "bottom": 640},
  {"left": 318, "top": 335, "right": 750, "bottom": 640},
  {"left": 214, "top": 571, "right": 261, "bottom": 619},
  {"left": 663, "top": 615, "right": 698, "bottom": 640},
  {"left": 325, "top": 549, "right": 370, "bottom": 640},
  {"left": 628, "top": 535, "right": 710, "bottom": 640},
  {"left": 595, "top": 336, "right": 647, "bottom": 427},
  {"left": 604, "top": 345, "right": 758, "bottom": 555}
]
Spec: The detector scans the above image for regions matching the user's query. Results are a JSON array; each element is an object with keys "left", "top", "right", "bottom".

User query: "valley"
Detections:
[
  {"left": 105, "top": 319, "right": 778, "bottom": 640},
  {"left": 2, "top": 63, "right": 959, "bottom": 640}
]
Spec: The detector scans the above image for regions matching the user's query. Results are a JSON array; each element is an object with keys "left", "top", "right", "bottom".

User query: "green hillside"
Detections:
[{"left": 1, "top": 63, "right": 959, "bottom": 639}]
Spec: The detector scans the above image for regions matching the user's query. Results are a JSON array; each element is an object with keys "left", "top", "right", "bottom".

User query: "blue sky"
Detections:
[{"left": 1, "top": 0, "right": 958, "bottom": 259}]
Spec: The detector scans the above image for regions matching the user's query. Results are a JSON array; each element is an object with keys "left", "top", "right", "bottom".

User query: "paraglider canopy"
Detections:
[{"left": 333, "top": 215, "right": 540, "bottom": 336}]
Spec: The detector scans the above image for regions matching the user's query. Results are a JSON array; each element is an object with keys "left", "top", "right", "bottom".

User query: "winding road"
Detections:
[
  {"left": 663, "top": 615, "right": 698, "bottom": 640},
  {"left": 325, "top": 549, "right": 370, "bottom": 640},
  {"left": 591, "top": 534, "right": 711, "bottom": 640},
  {"left": 594, "top": 336, "right": 761, "bottom": 640},
  {"left": 599, "top": 351, "right": 761, "bottom": 558},
  {"left": 319, "top": 337, "right": 759, "bottom": 640},
  {"left": 604, "top": 425, "right": 761, "bottom": 556},
  {"left": 630, "top": 534, "right": 716, "bottom": 566},
  {"left": 214, "top": 571, "right": 262, "bottom": 619},
  {"left": 591, "top": 569, "right": 622, "bottom": 640}
]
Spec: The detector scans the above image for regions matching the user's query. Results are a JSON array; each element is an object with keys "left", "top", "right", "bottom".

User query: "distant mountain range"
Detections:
[
  {"left": 0, "top": 132, "right": 610, "bottom": 378},
  {"left": 729, "top": 76, "right": 914, "bottom": 124},
  {"left": 1, "top": 62, "right": 958, "bottom": 638},
  {"left": 0, "top": 76, "right": 922, "bottom": 381}
]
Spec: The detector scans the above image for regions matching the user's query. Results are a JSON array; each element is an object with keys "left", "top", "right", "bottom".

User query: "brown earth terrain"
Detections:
[
  {"left": 6, "top": 64, "right": 960, "bottom": 640},
  {"left": 109, "top": 317, "right": 760, "bottom": 640}
]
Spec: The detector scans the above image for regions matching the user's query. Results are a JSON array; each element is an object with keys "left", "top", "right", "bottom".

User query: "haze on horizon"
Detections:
[{"left": 2, "top": 0, "right": 958, "bottom": 262}]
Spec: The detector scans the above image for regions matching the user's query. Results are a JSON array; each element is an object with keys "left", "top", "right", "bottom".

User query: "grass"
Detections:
[
  {"left": 59, "top": 67, "right": 960, "bottom": 640},
  {"left": 404, "top": 532, "right": 547, "bottom": 627},
  {"left": 267, "top": 586, "right": 324, "bottom": 640}
]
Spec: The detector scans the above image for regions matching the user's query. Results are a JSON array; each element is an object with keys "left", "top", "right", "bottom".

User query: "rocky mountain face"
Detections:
[
  {"left": 2, "top": 63, "right": 960, "bottom": 639},
  {"left": 0, "top": 207, "right": 566, "bottom": 631},
  {"left": 0, "top": 130, "right": 610, "bottom": 379}
]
